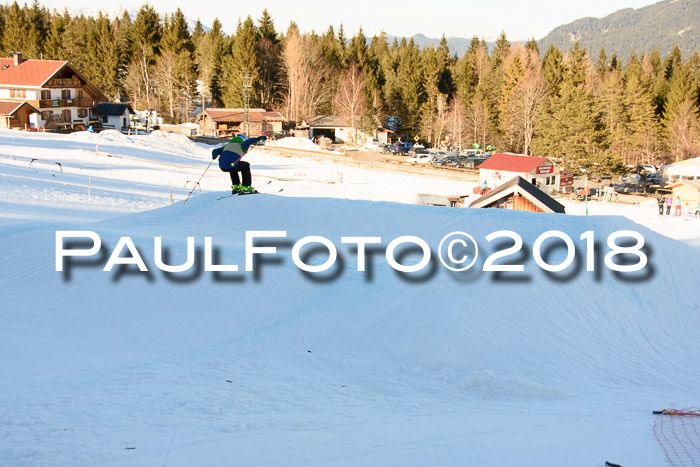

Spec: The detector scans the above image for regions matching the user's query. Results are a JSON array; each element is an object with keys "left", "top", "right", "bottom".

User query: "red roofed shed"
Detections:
[{"left": 478, "top": 153, "right": 561, "bottom": 195}]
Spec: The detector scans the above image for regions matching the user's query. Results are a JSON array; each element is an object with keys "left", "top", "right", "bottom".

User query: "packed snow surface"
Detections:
[{"left": 1, "top": 129, "right": 699, "bottom": 466}]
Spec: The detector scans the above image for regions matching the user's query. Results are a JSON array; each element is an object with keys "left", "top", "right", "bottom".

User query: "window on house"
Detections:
[
  {"left": 10, "top": 89, "right": 26, "bottom": 98},
  {"left": 77, "top": 90, "right": 83, "bottom": 99},
  {"left": 41, "top": 90, "right": 51, "bottom": 100},
  {"left": 41, "top": 111, "right": 52, "bottom": 121},
  {"left": 61, "top": 90, "right": 71, "bottom": 100},
  {"left": 77, "top": 108, "right": 88, "bottom": 118},
  {"left": 102, "top": 115, "right": 108, "bottom": 124}
]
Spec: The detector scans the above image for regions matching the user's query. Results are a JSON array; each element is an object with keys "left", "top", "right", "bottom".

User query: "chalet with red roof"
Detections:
[
  {"left": 199, "top": 108, "right": 285, "bottom": 137},
  {"left": 477, "top": 152, "right": 561, "bottom": 195},
  {"left": 0, "top": 52, "right": 107, "bottom": 130}
]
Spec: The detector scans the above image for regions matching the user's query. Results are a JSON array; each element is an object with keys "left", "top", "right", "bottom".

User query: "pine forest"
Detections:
[{"left": 2, "top": 1, "right": 700, "bottom": 170}]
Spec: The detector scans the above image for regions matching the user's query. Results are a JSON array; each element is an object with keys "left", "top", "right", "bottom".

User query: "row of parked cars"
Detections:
[{"left": 380, "top": 143, "right": 491, "bottom": 168}]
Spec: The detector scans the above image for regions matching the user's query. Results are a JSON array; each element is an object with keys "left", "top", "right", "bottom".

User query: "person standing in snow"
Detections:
[
  {"left": 674, "top": 196, "right": 682, "bottom": 216},
  {"left": 480, "top": 181, "right": 488, "bottom": 195},
  {"left": 665, "top": 195, "right": 672, "bottom": 215},
  {"left": 211, "top": 134, "right": 265, "bottom": 194},
  {"left": 696, "top": 200, "right": 700, "bottom": 219},
  {"left": 657, "top": 195, "right": 665, "bottom": 215}
]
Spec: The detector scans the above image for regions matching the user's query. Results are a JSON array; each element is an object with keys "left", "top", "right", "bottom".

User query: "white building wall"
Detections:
[{"left": 480, "top": 168, "right": 561, "bottom": 195}]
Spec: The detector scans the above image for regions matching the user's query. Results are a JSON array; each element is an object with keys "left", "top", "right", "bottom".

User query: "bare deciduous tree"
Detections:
[
  {"left": 154, "top": 50, "right": 177, "bottom": 120},
  {"left": 283, "top": 27, "right": 328, "bottom": 124},
  {"left": 335, "top": 63, "right": 367, "bottom": 145},
  {"left": 665, "top": 98, "right": 700, "bottom": 162},
  {"left": 508, "top": 70, "right": 548, "bottom": 154},
  {"left": 466, "top": 96, "right": 489, "bottom": 148}
]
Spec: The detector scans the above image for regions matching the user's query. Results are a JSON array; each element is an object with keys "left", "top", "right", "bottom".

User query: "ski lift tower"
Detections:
[{"left": 240, "top": 71, "right": 254, "bottom": 136}]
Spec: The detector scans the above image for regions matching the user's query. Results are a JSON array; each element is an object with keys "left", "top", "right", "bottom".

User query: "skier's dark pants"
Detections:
[
  {"left": 666, "top": 205, "right": 671, "bottom": 215},
  {"left": 225, "top": 161, "right": 251, "bottom": 187},
  {"left": 658, "top": 203, "right": 664, "bottom": 215}
]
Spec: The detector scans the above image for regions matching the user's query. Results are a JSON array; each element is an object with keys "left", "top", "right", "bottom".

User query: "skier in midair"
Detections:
[{"left": 212, "top": 134, "right": 265, "bottom": 194}]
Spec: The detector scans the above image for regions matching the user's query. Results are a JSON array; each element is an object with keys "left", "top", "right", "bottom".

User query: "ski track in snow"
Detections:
[{"left": 1, "top": 129, "right": 700, "bottom": 466}]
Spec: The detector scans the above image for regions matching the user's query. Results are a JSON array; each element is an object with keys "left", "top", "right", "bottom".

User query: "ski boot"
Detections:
[{"left": 239, "top": 185, "right": 258, "bottom": 195}]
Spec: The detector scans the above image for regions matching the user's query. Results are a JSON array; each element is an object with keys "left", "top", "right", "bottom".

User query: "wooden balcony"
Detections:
[
  {"left": 46, "top": 78, "right": 82, "bottom": 88},
  {"left": 38, "top": 98, "right": 94, "bottom": 109}
]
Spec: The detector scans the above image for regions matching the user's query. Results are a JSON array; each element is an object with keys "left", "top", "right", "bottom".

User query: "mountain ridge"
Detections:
[{"left": 538, "top": 0, "right": 699, "bottom": 59}]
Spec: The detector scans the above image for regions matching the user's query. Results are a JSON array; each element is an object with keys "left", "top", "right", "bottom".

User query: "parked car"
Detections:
[
  {"left": 407, "top": 147, "right": 430, "bottom": 156},
  {"left": 431, "top": 156, "right": 461, "bottom": 167},
  {"left": 407, "top": 153, "right": 435, "bottom": 164},
  {"left": 387, "top": 142, "right": 412, "bottom": 155}
]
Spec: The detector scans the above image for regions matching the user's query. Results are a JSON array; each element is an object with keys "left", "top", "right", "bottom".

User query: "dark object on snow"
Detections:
[{"left": 604, "top": 462, "right": 623, "bottom": 467}]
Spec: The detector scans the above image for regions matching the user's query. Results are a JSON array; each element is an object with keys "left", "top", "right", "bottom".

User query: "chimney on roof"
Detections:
[{"left": 12, "top": 52, "right": 23, "bottom": 66}]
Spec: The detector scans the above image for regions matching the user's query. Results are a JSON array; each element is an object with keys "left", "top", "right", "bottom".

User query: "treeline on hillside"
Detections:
[{"left": 1, "top": 1, "right": 699, "bottom": 168}]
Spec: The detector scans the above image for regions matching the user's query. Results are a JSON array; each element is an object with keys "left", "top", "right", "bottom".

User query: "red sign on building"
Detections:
[{"left": 536, "top": 165, "right": 554, "bottom": 174}]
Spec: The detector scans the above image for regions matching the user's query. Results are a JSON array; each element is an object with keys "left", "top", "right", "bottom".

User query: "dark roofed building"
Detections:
[
  {"left": 92, "top": 103, "right": 135, "bottom": 132},
  {"left": 200, "top": 108, "right": 284, "bottom": 137},
  {"left": 303, "top": 115, "right": 356, "bottom": 144},
  {"left": 469, "top": 176, "right": 566, "bottom": 214}
]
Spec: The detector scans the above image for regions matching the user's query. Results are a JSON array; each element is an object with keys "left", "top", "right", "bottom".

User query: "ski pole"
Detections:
[{"left": 184, "top": 160, "right": 214, "bottom": 204}]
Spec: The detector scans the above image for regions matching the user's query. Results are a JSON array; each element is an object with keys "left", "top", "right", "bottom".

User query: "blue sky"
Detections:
[{"left": 40, "top": 0, "right": 660, "bottom": 40}]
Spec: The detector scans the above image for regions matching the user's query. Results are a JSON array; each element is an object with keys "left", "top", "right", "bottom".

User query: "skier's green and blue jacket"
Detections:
[{"left": 211, "top": 135, "right": 265, "bottom": 170}]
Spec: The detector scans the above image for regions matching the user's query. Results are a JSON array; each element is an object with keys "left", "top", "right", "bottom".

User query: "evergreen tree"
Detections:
[
  {"left": 625, "top": 73, "right": 660, "bottom": 165},
  {"left": 2, "top": 2, "right": 28, "bottom": 55},
  {"left": 126, "top": 5, "right": 162, "bottom": 109},
  {"left": 490, "top": 31, "right": 510, "bottom": 68},
  {"left": 257, "top": 9, "right": 282, "bottom": 110},
  {"left": 595, "top": 47, "right": 608, "bottom": 78},
  {"left": 221, "top": 15, "right": 260, "bottom": 108},
  {"left": 155, "top": 9, "right": 197, "bottom": 122},
  {"left": 195, "top": 18, "right": 225, "bottom": 108},
  {"left": 395, "top": 38, "right": 424, "bottom": 133},
  {"left": 436, "top": 35, "right": 454, "bottom": 96},
  {"left": 663, "top": 62, "right": 700, "bottom": 161},
  {"left": 532, "top": 82, "right": 607, "bottom": 167},
  {"left": 498, "top": 54, "right": 525, "bottom": 151},
  {"left": 609, "top": 51, "right": 620, "bottom": 72},
  {"left": 525, "top": 37, "right": 539, "bottom": 55},
  {"left": 542, "top": 45, "right": 565, "bottom": 96},
  {"left": 566, "top": 41, "right": 588, "bottom": 87},
  {"left": 62, "top": 14, "right": 91, "bottom": 73},
  {"left": 346, "top": 28, "right": 369, "bottom": 70},
  {"left": 87, "top": 13, "right": 120, "bottom": 97},
  {"left": 24, "top": 0, "right": 47, "bottom": 58},
  {"left": 317, "top": 26, "right": 345, "bottom": 114},
  {"left": 43, "top": 12, "right": 67, "bottom": 60},
  {"left": 663, "top": 45, "right": 682, "bottom": 80}
]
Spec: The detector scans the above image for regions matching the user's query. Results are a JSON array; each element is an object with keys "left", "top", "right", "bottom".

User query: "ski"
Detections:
[
  {"left": 238, "top": 188, "right": 283, "bottom": 196},
  {"left": 216, "top": 181, "right": 272, "bottom": 200},
  {"left": 217, "top": 185, "right": 282, "bottom": 200}
]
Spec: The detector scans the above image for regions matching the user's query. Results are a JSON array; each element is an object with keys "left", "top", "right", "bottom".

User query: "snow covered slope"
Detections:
[{"left": 1, "top": 190, "right": 699, "bottom": 466}]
